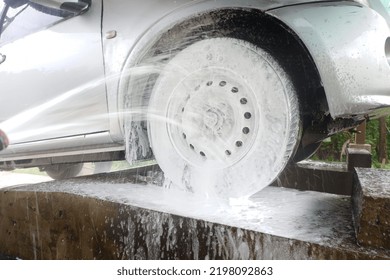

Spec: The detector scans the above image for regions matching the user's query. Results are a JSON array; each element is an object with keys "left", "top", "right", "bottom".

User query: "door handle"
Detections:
[{"left": 0, "top": 53, "right": 6, "bottom": 64}]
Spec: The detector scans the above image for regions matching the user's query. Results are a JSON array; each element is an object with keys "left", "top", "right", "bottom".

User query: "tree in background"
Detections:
[{"left": 314, "top": 116, "right": 390, "bottom": 168}]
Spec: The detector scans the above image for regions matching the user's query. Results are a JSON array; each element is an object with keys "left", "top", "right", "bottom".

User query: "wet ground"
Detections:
[
  {"left": 0, "top": 161, "right": 135, "bottom": 189},
  {"left": 1, "top": 161, "right": 389, "bottom": 259},
  {"left": 0, "top": 171, "right": 51, "bottom": 189},
  {"left": 0, "top": 171, "right": 48, "bottom": 259}
]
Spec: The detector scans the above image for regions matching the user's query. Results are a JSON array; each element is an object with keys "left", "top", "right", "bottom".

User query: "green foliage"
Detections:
[
  {"left": 314, "top": 131, "right": 353, "bottom": 162},
  {"left": 313, "top": 117, "right": 390, "bottom": 169}
]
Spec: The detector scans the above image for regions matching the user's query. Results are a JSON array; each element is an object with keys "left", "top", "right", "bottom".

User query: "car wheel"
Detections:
[
  {"left": 293, "top": 142, "right": 322, "bottom": 162},
  {"left": 44, "top": 163, "right": 83, "bottom": 180},
  {"left": 148, "top": 38, "right": 300, "bottom": 198}
]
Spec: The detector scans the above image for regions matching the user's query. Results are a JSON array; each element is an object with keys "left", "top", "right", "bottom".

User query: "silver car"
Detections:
[{"left": 0, "top": 0, "right": 389, "bottom": 198}]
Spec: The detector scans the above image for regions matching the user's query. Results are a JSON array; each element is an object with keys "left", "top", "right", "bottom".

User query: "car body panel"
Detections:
[
  {"left": 0, "top": 0, "right": 390, "bottom": 166},
  {"left": 0, "top": 0, "right": 109, "bottom": 145},
  {"left": 101, "top": 0, "right": 355, "bottom": 141},
  {"left": 269, "top": 2, "right": 390, "bottom": 117}
]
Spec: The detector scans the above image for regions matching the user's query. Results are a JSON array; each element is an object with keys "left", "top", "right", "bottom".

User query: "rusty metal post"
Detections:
[
  {"left": 379, "top": 117, "right": 388, "bottom": 165},
  {"left": 355, "top": 121, "right": 366, "bottom": 144}
]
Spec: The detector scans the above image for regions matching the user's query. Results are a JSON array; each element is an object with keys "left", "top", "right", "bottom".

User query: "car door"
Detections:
[{"left": 0, "top": 0, "right": 109, "bottom": 145}]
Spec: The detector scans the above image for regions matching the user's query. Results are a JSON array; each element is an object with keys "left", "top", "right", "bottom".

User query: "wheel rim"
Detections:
[
  {"left": 166, "top": 68, "right": 259, "bottom": 169},
  {"left": 148, "top": 38, "right": 299, "bottom": 198}
]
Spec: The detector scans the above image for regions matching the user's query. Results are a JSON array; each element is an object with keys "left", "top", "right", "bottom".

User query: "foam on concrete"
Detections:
[{"left": 0, "top": 168, "right": 389, "bottom": 259}]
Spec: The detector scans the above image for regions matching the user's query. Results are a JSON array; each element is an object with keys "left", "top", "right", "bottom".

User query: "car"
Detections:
[{"left": 0, "top": 0, "right": 389, "bottom": 198}]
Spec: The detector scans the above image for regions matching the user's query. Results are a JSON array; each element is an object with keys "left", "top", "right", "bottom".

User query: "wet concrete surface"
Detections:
[
  {"left": 353, "top": 168, "right": 390, "bottom": 250},
  {"left": 0, "top": 253, "right": 15, "bottom": 260},
  {"left": 0, "top": 165, "right": 389, "bottom": 259},
  {"left": 0, "top": 171, "right": 51, "bottom": 189},
  {"left": 273, "top": 160, "right": 353, "bottom": 195}
]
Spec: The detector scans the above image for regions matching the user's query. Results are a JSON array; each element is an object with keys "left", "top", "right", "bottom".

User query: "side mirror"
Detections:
[
  {"left": 29, "top": 0, "right": 90, "bottom": 16},
  {"left": 4, "top": 0, "right": 29, "bottom": 9}
]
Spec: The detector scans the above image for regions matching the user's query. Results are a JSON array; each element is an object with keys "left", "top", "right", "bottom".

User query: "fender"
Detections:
[
  {"left": 102, "top": 0, "right": 326, "bottom": 142},
  {"left": 269, "top": 2, "right": 390, "bottom": 118}
]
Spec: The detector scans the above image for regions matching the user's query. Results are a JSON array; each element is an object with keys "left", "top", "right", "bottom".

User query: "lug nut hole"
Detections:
[
  {"left": 190, "top": 144, "right": 195, "bottom": 150},
  {"left": 236, "top": 141, "right": 243, "bottom": 147},
  {"left": 242, "top": 127, "right": 250, "bottom": 134},
  {"left": 225, "top": 150, "right": 232, "bottom": 156},
  {"left": 206, "top": 81, "right": 213, "bottom": 86},
  {"left": 231, "top": 87, "right": 239, "bottom": 93},
  {"left": 240, "top": 98, "right": 248, "bottom": 105},
  {"left": 183, "top": 133, "right": 187, "bottom": 139},
  {"left": 200, "top": 151, "right": 206, "bottom": 157},
  {"left": 244, "top": 112, "right": 252, "bottom": 119},
  {"left": 219, "top": 81, "right": 227, "bottom": 87}
]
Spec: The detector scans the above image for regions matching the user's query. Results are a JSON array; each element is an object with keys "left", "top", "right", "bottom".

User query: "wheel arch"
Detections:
[{"left": 119, "top": 8, "right": 327, "bottom": 162}]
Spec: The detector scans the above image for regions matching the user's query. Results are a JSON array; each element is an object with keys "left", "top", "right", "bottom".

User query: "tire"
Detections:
[
  {"left": 148, "top": 38, "right": 300, "bottom": 198},
  {"left": 293, "top": 142, "right": 322, "bottom": 162},
  {"left": 44, "top": 163, "right": 83, "bottom": 180}
]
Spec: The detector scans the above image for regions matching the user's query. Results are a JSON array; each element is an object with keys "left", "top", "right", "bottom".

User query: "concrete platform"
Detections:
[
  {"left": 353, "top": 168, "right": 390, "bottom": 250},
  {"left": 273, "top": 160, "right": 352, "bottom": 195},
  {"left": 0, "top": 171, "right": 51, "bottom": 189},
  {"left": 1, "top": 166, "right": 389, "bottom": 260}
]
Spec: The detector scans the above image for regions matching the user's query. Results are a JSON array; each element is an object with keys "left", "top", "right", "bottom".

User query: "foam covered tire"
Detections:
[
  {"left": 44, "top": 163, "right": 83, "bottom": 180},
  {"left": 148, "top": 38, "right": 300, "bottom": 198},
  {"left": 293, "top": 142, "right": 322, "bottom": 162}
]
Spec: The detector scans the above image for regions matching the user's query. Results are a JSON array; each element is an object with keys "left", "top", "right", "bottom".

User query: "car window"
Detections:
[{"left": 0, "top": 1, "right": 66, "bottom": 45}]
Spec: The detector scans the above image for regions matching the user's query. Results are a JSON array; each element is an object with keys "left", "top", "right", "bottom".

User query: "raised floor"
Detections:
[{"left": 0, "top": 162, "right": 389, "bottom": 259}]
